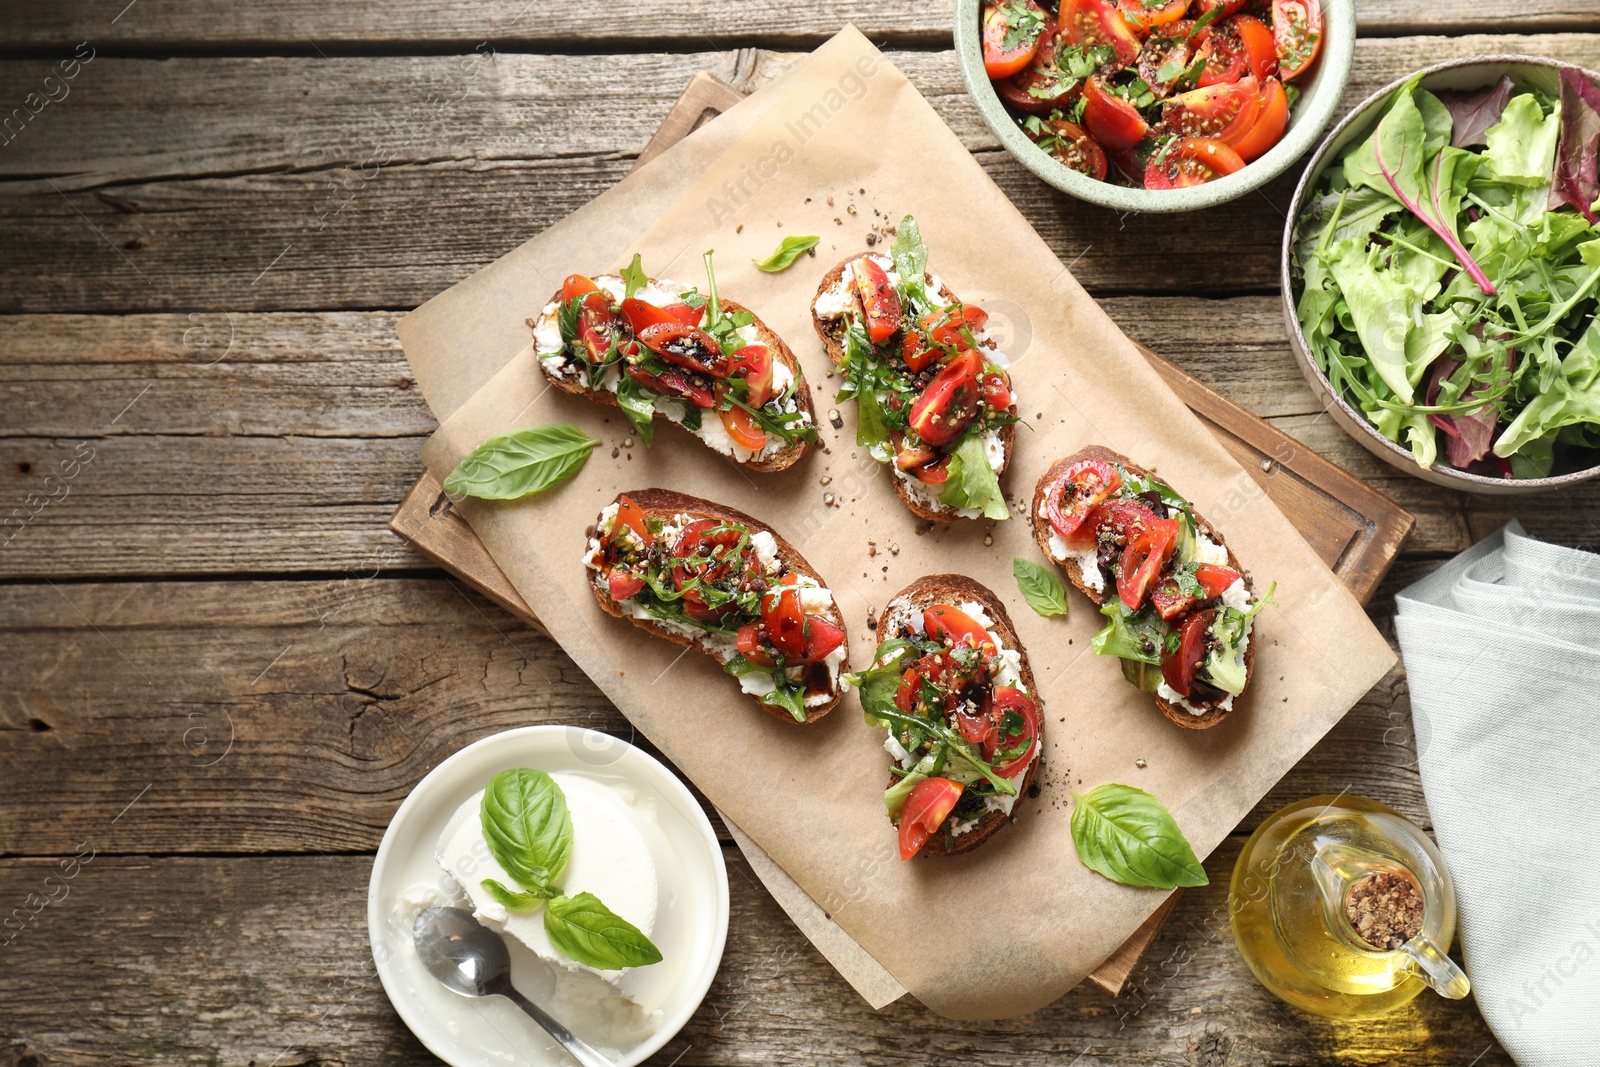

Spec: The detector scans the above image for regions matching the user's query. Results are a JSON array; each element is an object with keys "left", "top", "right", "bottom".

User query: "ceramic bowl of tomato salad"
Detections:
[{"left": 955, "top": 0, "right": 1354, "bottom": 212}]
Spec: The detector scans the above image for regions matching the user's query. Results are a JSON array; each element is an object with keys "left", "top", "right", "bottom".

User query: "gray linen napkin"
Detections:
[{"left": 1396, "top": 521, "right": 1600, "bottom": 1066}]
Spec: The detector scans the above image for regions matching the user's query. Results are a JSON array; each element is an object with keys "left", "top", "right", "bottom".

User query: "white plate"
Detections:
[{"left": 368, "top": 725, "right": 728, "bottom": 1067}]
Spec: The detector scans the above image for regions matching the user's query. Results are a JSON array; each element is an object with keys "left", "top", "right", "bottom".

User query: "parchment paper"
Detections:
[{"left": 416, "top": 28, "right": 1395, "bottom": 1020}]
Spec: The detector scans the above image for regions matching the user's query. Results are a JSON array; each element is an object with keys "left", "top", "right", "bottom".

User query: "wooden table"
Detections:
[{"left": 3, "top": 4, "right": 1597, "bottom": 1064}]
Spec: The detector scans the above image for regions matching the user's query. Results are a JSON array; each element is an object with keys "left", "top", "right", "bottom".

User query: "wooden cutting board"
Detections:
[{"left": 389, "top": 73, "right": 1414, "bottom": 998}]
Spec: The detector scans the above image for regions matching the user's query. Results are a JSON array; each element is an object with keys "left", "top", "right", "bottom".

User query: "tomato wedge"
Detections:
[
  {"left": 978, "top": 367, "right": 1012, "bottom": 410},
  {"left": 561, "top": 274, "right": 600, "bottom": 302},
  {"left": 1271, "top": 0, "right": 1322, "bottom": 81},
  {"left": 719, "top": 406, "right": 768, "bottom": 451},
  {"left": 1144, "top": 136, "right": 1246, "bottom": 189},
  {"left": 853, "top": 258, "right": 903, "bottom": 344},
  {"left": 1231, "top": 77, "right": 1289, "bottom": 162},
  {"left": 672, "top": 519, "right": 753, "bottom": 621},
  {"left": 636, "top": 321, "right": 730, "bottom": 377},
  {"left": 924, "top": 603, "right": 995, "bottom": 651},
  {"left": 1025, "top": 117, "right": 1111, "bottom": 180},
  {"left": 1151, "top": 564, "right": 1239, "bottom": 621},
  {"left": 982, "top": 0, "right": 1049, "bottom": 80},
  {"left": 726, "top": 343, "right": 774, "bottom": 406},
  {"left": 1083, "top": 496, "right": 1161, "bottom": 547},
  {"left": 1196, "top": 15, "right": 1276, "bottom": 85},
  {"left": 1082, "top": 76, "right": 1150, "bottom": 154},
  {"left": 613, "top": 494, "right": 651, "bottom": 542},
  {"left": 899, "top": 777, "right": 965, "bottom": 860},
  {"left": 1060, "top": 0, "right": 1142, "bottom": 67},
  {"left": 759, "top": 575, "right": 806, "bottom": 658},
  {"left": 619, "top": 297, "right": 681, "bottom": 336},
  {"left": 921, "top": 304, "right": 990, "bottom": 350},
  {"left": 1162, "top": 78, "right": 1261, "bottom": 146},
  {"left": 1234, "top": 15, "right": 1281, "bottom": 81},
  {"left": 1162, "top": 608, "right": 1217, "bottom": 698},
  {"left": 570, "top": 291, "right": 618, "bottom": 364},
  {"left": 738, "top": 612, "right": 844, "bottom": 666},
  {"left": 908, "top": 349, "right": 982, "bottom": 447},
  {"left": 1117, "top": 517, "right": 1179, "bottom": 609},
  {"left": 986, "top": 687, "right": 1040, "bottom": 778},
  {"left": 607, "top": 571, "right": 645, "bottom": 601},
  {"left": 1115, "top": 0, "right": 1189, "bottom": 31},
  {"left": 1134, "top": 20, "right": 1197, "bottom": 99},
  {"left": 1003, "top": 15, "right": 1079, "bottom": 116},
  {"left": 1044, "top": 457, "right": 1122, "bottom": 543},
  {"left": 1192, "top": 0, "right": 1247, "bottom": 17}
]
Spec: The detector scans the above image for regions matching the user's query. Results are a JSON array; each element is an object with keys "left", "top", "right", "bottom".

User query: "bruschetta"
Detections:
[
  {"left": 534, "top": 253, "right": 818, "bottom": 472},
  {"left": 582, "top": 489, "right": 846, "bottom": 723},
  {"left": 1032, "top": 446, "right": 1272, "bottom": 729},
  {"left": 810, "top": 216, "right": 1017, "bottom": 522},
  {"left": 847, "top": 575, "right": 1042, "bottom": 858}
]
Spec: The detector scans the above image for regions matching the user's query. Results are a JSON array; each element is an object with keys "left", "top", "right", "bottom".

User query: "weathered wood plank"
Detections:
[
  {"left": 3, "top": 309, "right": 1597, "bottom": 579},
  {"left": 0, "top": 0, "right": 1589, "bottom": 53},
  {"left": 4, "top": 36, "right": 1599, "bottom": 309},
  {"left": 0, "top": 569, "right": 1425, "bottom": 857},
  {"left": 0, "top": 845, "right": 1510, "bottom": 1066}
]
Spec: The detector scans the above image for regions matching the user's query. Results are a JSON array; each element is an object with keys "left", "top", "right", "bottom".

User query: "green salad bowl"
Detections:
[
  {"left": 953, "top": 0, "right": 1355, "bottom": 213},
  {"left": 1282, "top": 55, "right": 1600, "bottom": 495}
]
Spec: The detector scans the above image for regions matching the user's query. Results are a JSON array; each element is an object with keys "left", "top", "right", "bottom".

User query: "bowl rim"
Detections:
[
  {"left": 952, "top": 0, "right": 1356, "bottom": 214},
  {"left": 1280, "top": 53, "right": 1600, "bottom": 492}
]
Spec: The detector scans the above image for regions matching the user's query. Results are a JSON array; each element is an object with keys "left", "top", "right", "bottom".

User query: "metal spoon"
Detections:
[{"left": 413, "top": 905, "right": 617, "bottom": 1067}]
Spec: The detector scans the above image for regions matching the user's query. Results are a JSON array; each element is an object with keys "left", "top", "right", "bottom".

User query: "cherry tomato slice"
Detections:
[
  {"left": 978, "top": 368, "right": 1012, "bottom": 410},
  {"left": 801, "top": 614, "right": 846, "bottom": 662},
  {"left": 1231, "top": 77, "right": 1289, "bottom": 162},
  {"left": 986, "top": 687, "right": 1040, "bottom": 778},
  {"left": 636, "top": 322, "right": 730, "bottom": 377},
  {"left": 1162, "top": 608, "right": 1217, "bottom": 698},
  {"left": 899, "top": 777, "right": 965, "bottom": 860},
  {"left": 619, "top": 297, "right": 681, "bottom": 336},
  {"left": 982, "top": 0, "right": 1049, "bottom": 80},
  {"left": 923, "top": 603, "right": 995, "bottom": 651},
  {"left": 908, "top": 349, "right": 983, "bottom": 447},
  {"left": 1234, "top": 15, "right": 1281, "bottom": 81},
  {"left": 1271, "top": 0, "right": 1323, "bottom": 81},
  {"left": 911, "top": 456, "right": 953, "bottom": 484},
  {"left": 760, "top": 575, "right": 807, "bottom": 658},
  {"left": 921, "top": 304, "right": 990, "bottom": 350},
  {"left": 625, "top": 365, "right": 715, "bottom": 408},
  {"left": 1144, "top": 136, "right": 1246, "bottom": 189},
  {"left": 955, "top": 701, "right": 999, "bottom": 746},
  {"left": 1115, "top": 0, "right": 1189, "bottom": 32},
  {"left": 1162, "top": 77, "right": 1261, "bottom": 146},
  {"left": 571, "top": 291, "right": 619, "bottom": 364},
  {"left": 672, "top": 520, "right": 753, "bottom": 621},
  {"left": 1044, "top": 457, "right": 1123, "bottom": 543},
  {"left": 1192, "top": 0, "right": 1248, "bottom": 17},
  {"left": 607, "top": 571, "right": 645, "bottom": 601},
  {"left": 853, "top": 258, "right": 903, "bottom": 344},
  {"left": 613, "top": 494, "right": 651, "bottom": 542},
  {"left": 1134, "top": 20, "right": 1196, "bottom": 99},
  {"left": 561, "top": 274, "right": 600, "bottom": 302},
  {"left": 1151, "top": 578, "right": 1198, "bottom": 621},
  {"left": 1117, "top": 517, "right": 1179, "bottom": 609},
  {"left": 1082, "top": 76, "right": 1151, "bottom": 154},
  {"left": 1003, "top": 14, "right": 1080, "bottom": 116},
  {"left": 1060, "top": 0, "right": 1142, "bottom": 67},
  {"left": 719, "top": 406, "right": 769, "bottom": 451},
  {"left": 1025, "top": 117, "right": 1111, "bottom": 180},
  {"left": 1197, "top": 563, "right": 1242, "bottom": 596},
  {"left": 901, "top": 329, "right": 937, "bottom": 373},
  {"left": 726, "top": 343, "right": 775, "bottom": 406},
  {"left": 1084, "top": 496, "right": 1162, "bottom": 549}
]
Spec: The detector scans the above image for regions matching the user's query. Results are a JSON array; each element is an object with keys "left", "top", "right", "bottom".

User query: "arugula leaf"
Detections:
[
  {"left": 543, "top": 892, "right": 663, "bottom": 970},
  {"left": 444, "top": 425, "right": 600, "bottom": 500},
  {"left": 1013, "top": 558, "right": 1069, "bottom": 618},
  {"left": 869, "top": 706, "right": 1017, "bottom": 796},
  {"left": 753, "top": 235, "right": 820, "bottom": 273},
  {"left": 620, "top": 253, "right": 648, "bottom": 300},
  {"left": 940, "top": 433, "right": 1010, "bottom": 520},
  {"left": 480, "top": 877, "right": 557, "bottom": 911},
  {"left": 723, "top": 655, "right": 810, "bottom": 723},
  {"left": 890, "top": 215, "right": 932, "bottom": 312},
  {"left": 1496, "top": 318, "right": 1600, "bottom": 455},
  {"left": 1071, "top": 784, "right": 1208, "bottom": 889},
  {"left": 479, "top": 769, "right": 572, "bottom": 895},
  {"left": 614, "top": 373, "right": 657, "bottom": 447}
]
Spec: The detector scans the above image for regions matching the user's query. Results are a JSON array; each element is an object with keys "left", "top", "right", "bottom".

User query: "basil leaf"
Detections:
[
  {"left": 752, "top": 235, "right": 820, "bottom": 273},
  {"left": 544, "top": 892, "right": 663, "bottom": 969},
  {"left": 1013, "top": 558, "right": 1069, "bottom": 618},
  {"left": 620, "top": 253, "right": 648, "bottom": 300},
  {"left": 443, "top": 424, "right": 600, "bottom": 500},
  {"left": 940, "top": 433, "right": 1010, "bottom": 520},
  {"left": 614, "top": 374, "right": 657, "bottom": 447},
  {"left": 481, "top": 877, "right": 556, "bottom": 911},
  {"left": 480, "top": 768, "right": 573, "bottom": 894},
  {"left": 1070, "top": 783, "right": 1208, "bottom": 890}
]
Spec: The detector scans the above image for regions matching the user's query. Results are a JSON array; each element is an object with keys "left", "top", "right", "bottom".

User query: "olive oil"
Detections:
[{"left": 1230, "top": 795, "right": 1469, "bottom": 1019}]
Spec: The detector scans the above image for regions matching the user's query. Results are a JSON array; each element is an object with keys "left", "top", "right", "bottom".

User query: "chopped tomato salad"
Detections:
[{"left": 981, "top": 0, "right": 1321, "bottom": 190}]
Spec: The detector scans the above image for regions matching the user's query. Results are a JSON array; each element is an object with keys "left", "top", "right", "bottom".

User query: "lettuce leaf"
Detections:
[
  {"left": 1550, "top": 67, "right": 1600, "bottom": 223},
  {"left": 1436, "top": 75, "right": 1515, "bottom": 148},
  {"left": 1496, "top": 317, "right": 1600, "bottom": 455},
  {"left": 940, "top": 433, "right": 1010, "bottom": 520}
]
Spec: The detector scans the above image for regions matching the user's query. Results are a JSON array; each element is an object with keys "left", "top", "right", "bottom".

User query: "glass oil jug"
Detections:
[{"left": 1230, "top": 795, "right": 1471, "bottom": 1019}]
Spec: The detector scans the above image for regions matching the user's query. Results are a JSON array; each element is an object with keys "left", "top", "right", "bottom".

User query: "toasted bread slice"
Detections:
[
  {"left": 871, "top": 574, "right": 1042, "bottom": 855},
  {"left": 583, "top": 488, "right": 844, "bottom": 724},
  {"left": 810, "top": 254, "right": 1017, "bottom": 522},
  {"left": 1032, "top": 446, "right": 1255, "bottom": 730},
  {"left": 533, "top": 275, "right": 816, "bottom": 473}
]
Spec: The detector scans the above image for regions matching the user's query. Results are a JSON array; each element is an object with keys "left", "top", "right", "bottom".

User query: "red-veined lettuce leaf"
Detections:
[
  {"left": 1437, "top": 75, "right": 1515, "bottom": 149},
  {"left": 1550, "top": 66, "right": 1600, "bottom": 223}
]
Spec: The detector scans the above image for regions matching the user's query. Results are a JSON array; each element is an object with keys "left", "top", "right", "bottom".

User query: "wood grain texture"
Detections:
[
  {"left": 4, "top": 36, "right": 1600, "bottom": 309},
  {"left": 1, "top": 0, "right": 1591, "bottom": 51},
  {"left": 0, "top": 842, "right": 1510, "bottom": 1067},
  {"left": 4, "top": 308, "right": 1596, "bottom": 580}
]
